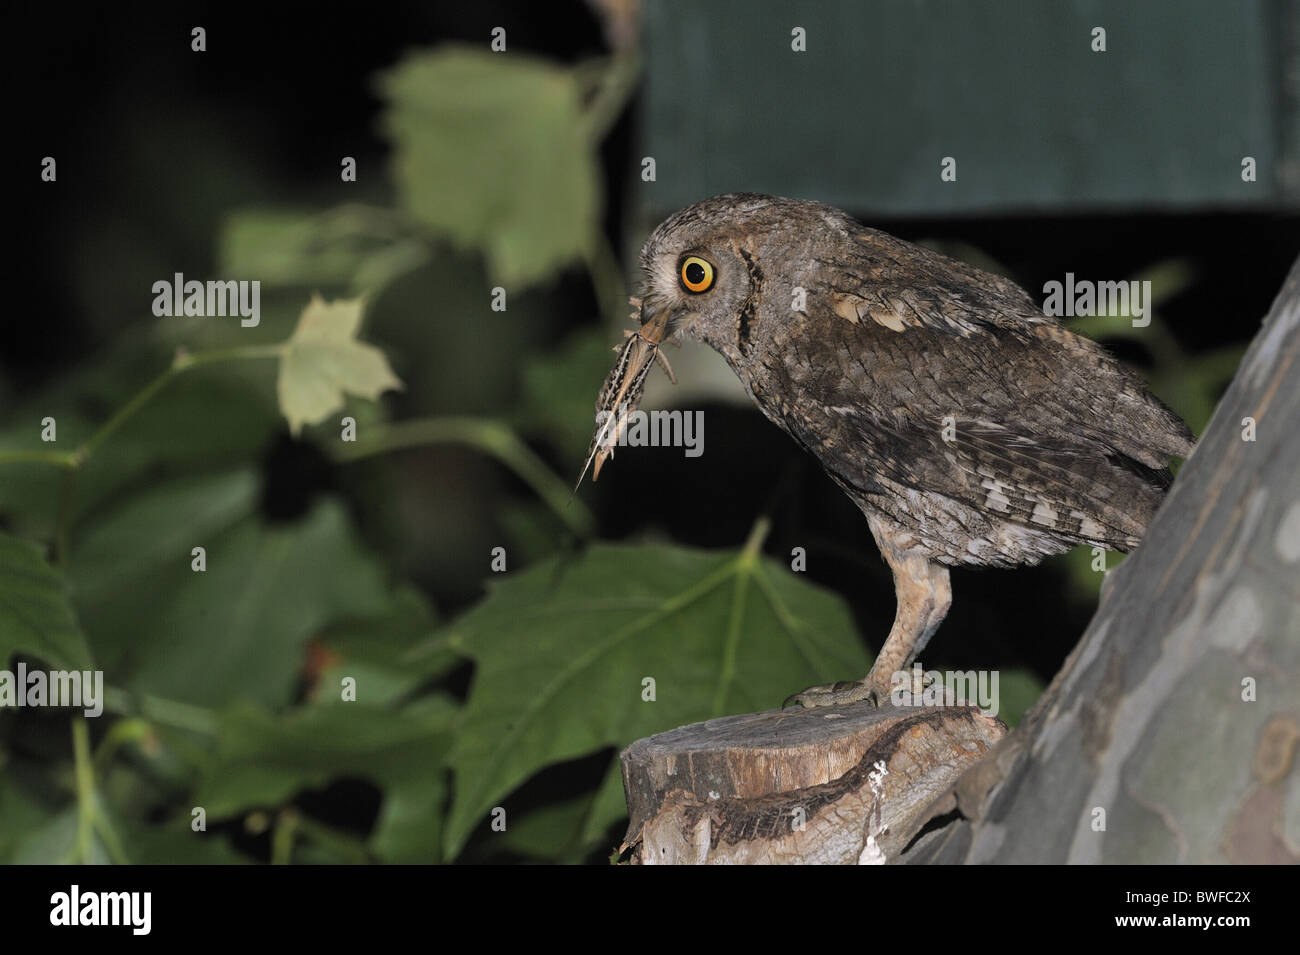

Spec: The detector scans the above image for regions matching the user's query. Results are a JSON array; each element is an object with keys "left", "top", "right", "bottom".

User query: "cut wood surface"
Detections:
[{"left": 620, "top": 701, "right": 1004, "bottom": 864}]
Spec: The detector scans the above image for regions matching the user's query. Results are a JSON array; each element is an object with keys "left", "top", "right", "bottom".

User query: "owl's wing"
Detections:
[
  {"left": 818, "top": 227, "right": 1053, "bottom": 338},
  {"left": 887, "top": 415, "right": 1160, "bottom": 547},
  {"left": 784, "top": 394, "right": 1165, "bottom": 551},
  {"left": 812, "top": 231, "right": 1194, "bottom": 466},
  {"left": 762, "top": 304, "right": 1187, "bottom": 551}
]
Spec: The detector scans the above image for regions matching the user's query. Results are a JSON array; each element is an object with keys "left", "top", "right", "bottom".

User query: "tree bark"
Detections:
[
  {"left": 906, "top": 254, "right": 1300, "bottom": 864},
  {"left": 620, "top": 702, "right": 1004, "bottom": 864}
]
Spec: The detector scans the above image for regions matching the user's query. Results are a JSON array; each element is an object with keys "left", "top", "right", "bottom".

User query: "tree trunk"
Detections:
[{"left": 906, "top": 254, "right": 1300, "bottom": 864}]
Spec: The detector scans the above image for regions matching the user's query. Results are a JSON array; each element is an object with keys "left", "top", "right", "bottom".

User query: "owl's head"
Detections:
[{"left": 636, "top": 193, "right": 832, "bottom": 357}]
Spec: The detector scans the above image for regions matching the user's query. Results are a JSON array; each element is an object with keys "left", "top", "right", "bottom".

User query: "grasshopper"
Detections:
[{"left": 574, "top": 298, "right": 676, "bottom": 490}]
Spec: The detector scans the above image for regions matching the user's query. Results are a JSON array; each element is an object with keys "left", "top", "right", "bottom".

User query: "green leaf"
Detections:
[
  {"left": 277, "top": 296, "right": 404, "bottom": 436},
  {"left": 219, "top": 206, "right": 430, "bottom": 296},
  {"left": 313, "top": 588, "right": 453, "bottom": 707},
  {"left": 0, "top": 532, "right": 91, "bottom": 670},
  {"left": 487, "top": 789, "right": 597, "bottom": 862},
  {"left": 579, "top": 758, "right": 631, "bottom": 852},
  {"left": 0, "top": 775, "right": 61, "bottom": 863},
  {"left": 0, "top": 364, "right": 283, "bottom": 544},
  {"left": 474, "top": 754, "right": 629, "bottom": 862},
  {"left": 67, "top": 472, "right": 401, "bottom": 708},
  {"left": 368, "top": 771, "right": 447, "bottom": 864},
  {"left": 377, "top": 47, "right": 601, "bottom": 288},
  {"left": 120, "top": 822, "right": 250, "bottom": 865},
  {"left": 440, "top": 538, "right": 869, "bottom": 858},
  {"left": 195, "top": 699, "right": 455, "bottom": 851},
  {"left": 221, "top": 208, "right": 375, "bottom": 288},
  {"left": 10, "top": 808, "right": 107, "bottom": 864}
]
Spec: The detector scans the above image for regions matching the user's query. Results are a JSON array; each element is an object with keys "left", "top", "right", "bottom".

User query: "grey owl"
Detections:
[{"left": 595, "top": 193, "right": 1196, "bottom": 708}]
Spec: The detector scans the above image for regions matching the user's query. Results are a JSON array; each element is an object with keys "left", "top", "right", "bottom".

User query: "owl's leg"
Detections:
[
  {"left": 910, "top": 560, "right": 952, "bottom": 660},
  {"left": 783, "top": 522, "right": 951, "bottom": 709}
]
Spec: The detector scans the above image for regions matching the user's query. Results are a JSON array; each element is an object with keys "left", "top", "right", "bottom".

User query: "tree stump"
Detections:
[{"left": 619, "top": 701, "right": 1005, "bottom": 864}]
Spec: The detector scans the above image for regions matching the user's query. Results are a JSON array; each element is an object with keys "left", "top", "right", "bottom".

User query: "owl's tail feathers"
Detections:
[
  {"left": 1097, "top": 453, "right": 1176, "bottom": 552},
  {"left": 1135, "top": 394, "right": 1197, "bottom": 461},
  {"left": 1102, "top": 363, "right": 1199, "bottom": 466},
  {"left": 951, "top": 423, "right": 1174, "bottom": 554}
]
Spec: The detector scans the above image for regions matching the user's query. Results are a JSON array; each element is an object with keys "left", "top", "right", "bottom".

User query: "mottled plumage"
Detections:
[{"left": 625, "top": 193, "right": 1196, "bottom": 707}]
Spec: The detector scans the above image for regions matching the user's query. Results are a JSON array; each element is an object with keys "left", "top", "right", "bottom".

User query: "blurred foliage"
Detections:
[
  {"left": 0, "top": 532, "right": 91, "bottom": 671},
  {"left": 377, "top": 49, "right": 604, "bottom": 288},
  {"left": 0, "top": 39, "right": 1239, "bottom": 865},
  {"left": 0, "top": 43, "right": 864, "bottom": 866},
  {"left": 519, "top": 328, "right": 623, "bottom": 462}
]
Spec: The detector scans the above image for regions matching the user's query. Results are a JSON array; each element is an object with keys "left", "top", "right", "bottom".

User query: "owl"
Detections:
[{"left": 602, "top": 193, "right": 1196, "bottom": 708}]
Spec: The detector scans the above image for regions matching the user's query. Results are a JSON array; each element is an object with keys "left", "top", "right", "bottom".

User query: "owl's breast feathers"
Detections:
[{"left": 734, "top": 226, "right": 1195, "bottom": 566}]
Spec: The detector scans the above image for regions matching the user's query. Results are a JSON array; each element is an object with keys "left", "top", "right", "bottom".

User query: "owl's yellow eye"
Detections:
[{"left": 679, "top": 256, "right": 715, "bottom": 293}]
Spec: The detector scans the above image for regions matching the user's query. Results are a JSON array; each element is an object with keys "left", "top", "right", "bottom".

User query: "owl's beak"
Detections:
[{"left": 637, "top": 300, "right": 672, "bottom": 345}]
